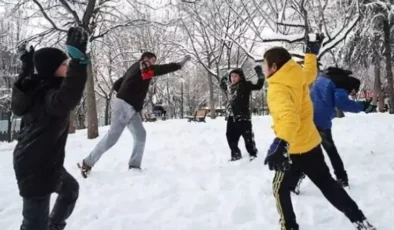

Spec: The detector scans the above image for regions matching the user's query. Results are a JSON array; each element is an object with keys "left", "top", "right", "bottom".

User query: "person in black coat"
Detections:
[
  {"left": 11, "top": 27, "right": 90, "bottom": 230},
  {"left": 220, "top": 66, "right": 265, "bottom": 161}
]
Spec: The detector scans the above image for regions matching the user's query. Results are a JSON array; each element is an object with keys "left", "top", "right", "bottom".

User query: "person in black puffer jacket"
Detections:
[
  {"left": 220, "top": 66, "right": 265, "bottom": 161},
  {"left": 12, "top": 27, "right": 90, "bottom": 230}
]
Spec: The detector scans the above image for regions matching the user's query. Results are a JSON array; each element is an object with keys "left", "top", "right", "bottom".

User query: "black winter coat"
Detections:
[
  {"left": 114, "top": 61, "right": 181, "bottom": 111},
  {"left": 11, "top": 60, "right": 87, "bottom": 198},
  {"left": 221, "top": 68, "right": 264, "bottom": 121}
]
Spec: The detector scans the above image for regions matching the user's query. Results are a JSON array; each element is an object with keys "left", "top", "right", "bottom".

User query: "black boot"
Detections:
[
  {"left": 128, "top": 165, "right": 141, "bottom": 170},
  {"left": 337, "top": 178, "right": 349, "bottom": 188},
  {"left": 230, "top": 153, "right": 242, "bottom": 161},
  {"left": 353, "top": 219, "right": 376, "bottom": 230}
]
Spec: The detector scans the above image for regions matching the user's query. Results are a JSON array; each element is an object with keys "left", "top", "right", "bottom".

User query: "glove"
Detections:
[
  {"left": 17, "top": 42, "right": 35, "bottom": 79},
  {"left": 264, "top": 138, "right": 292, "bottom": 172},
  {"left": 305, "top": 33, "right": 325, "bottom": 55},
  {"left": 254, "top": 65, "right": 264, "bottom": 78},
  {"left": 65, "top": 26, "right": 90, "bottom": 65},
  {"left": 220, "top": 75, "right": 228, "bottom": 89},
  {"left": 179, "top": 55, "right": 191, "bottom": 67},
  {"left": 362, "top": 101, "right": 377, "bottom": 113}
]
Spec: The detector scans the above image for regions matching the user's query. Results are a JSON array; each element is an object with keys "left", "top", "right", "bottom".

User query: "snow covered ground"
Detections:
[{"left": 0, "top": 113, "right": 393, "bottom": 230}]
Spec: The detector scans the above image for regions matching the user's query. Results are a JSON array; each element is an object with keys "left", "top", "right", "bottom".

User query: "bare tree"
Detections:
[
  {"left": 0, "top": 10, "right": 26, "bottom": 142},
  {"left": 2, "top": 0, "right": 175, "bottom": 138},
  {"left": 176, "top": 0, "right": 255, "bottom": 118}
]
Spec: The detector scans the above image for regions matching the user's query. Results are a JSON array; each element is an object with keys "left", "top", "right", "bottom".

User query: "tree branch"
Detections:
[
  {"left": 91, "top": 19, "right": 150, "bottom": 41},
  {"left": 32, "top": 0, "right": 67, "bottom": 32},
  {"left": 82, "top": 0, "right": 96, "bottom": 28},
  {"left": 58, "top": 0, "right": 81, "bottom": 24}
]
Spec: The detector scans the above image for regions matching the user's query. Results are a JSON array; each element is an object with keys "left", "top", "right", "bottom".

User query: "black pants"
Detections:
[
  {"left": 287, "top": 128, "right": 348, "bottom": 191},
  {"left": 226, "top": 117, "right": 257, "bottom": 158},
  {"left": 319, "top": 128, "right": 348, "bottom": 181},
  {"left": 20, "top": 170, "right": 79, "bottom": 230},
  {"left": 272, "top": 145, "right": 365, "bottom": 230}
]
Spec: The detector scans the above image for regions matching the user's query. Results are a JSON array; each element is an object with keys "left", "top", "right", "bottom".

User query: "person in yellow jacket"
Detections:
[{"left": 263, "top": 34, "right": 376, "bottom": 230}]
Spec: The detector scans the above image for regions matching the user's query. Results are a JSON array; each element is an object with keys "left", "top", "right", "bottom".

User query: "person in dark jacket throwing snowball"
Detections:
[
  {"left": 79, "top": 52, "right": 191, "bottom": 177},
  {"left": 12, "top": 27, "right": 90, "bottom": 230},
  {"left": 220, "top": 66, "right": 264, "bottom": 161},
  {"left": 289, "top": 67, "right": 377, "bottom": 194}
]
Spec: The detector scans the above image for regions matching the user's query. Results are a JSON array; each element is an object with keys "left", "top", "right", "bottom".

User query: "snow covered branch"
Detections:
[{"left": 31, "top": 0, "right": 68, "bottom": 32}]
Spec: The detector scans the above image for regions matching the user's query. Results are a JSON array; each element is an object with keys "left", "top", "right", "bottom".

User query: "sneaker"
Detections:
[
  {"left": 249, "top": 154, "right": 257, "bottom": 161},
  {"left": 353, "top": 220, "right": 376, "bottom": 230},
  {"left": 230, "top": 155, "right": 242, "bottom": 161},
  {"left": 128, "top": 165, "right": 141, "bottom": 170},
  {"left": 77, "top": 161, "right": 91, "bottom": 178}
]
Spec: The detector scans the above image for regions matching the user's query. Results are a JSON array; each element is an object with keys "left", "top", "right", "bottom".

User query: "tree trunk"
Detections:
[
  {"left": 207, "top": 71, "right": 216, "bottom": 119},
  {"left": 383, "top": 20, "right": 394, "bottom": 114},
  {"left": 104, "top": 95, "right": 111, "bottom": 126},
  {"left": 7, "top": 111, "right": 12, "bottom": 142},
  {"left": 372, "top": 61, "right": 384, "bottom": 112},
  {"left": 68, "top": 108, "right": 77, "bottom": 133},
  {"left": 180, "top": 79, "right": 184, "bottom": 118},
  {"left": 86, "top": 59, "right": 99, "bottom": 138}
]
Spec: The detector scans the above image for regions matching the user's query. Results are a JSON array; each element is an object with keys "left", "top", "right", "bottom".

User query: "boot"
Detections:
[
  {"left": 353, "top": 219, "right": 376, "bottom": 230},
  {"left": 337, "top": 178, "right": 349, "bottom": 188},
  {"left": 230, "top": 153, "right": 242, "bottom": 161}
]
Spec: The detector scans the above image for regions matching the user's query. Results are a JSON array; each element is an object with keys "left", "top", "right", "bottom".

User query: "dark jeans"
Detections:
[
  {"left": 226, "top": 117, "right": 257, "bottom": 158},
  {"left": 20, "top": 170, "right": 79, "bottom": 230},
  {"left": 319, "top": 128, "right": 348, "bottom": 181},
  {"left": 272, "top": 145, "right": 365, "bottom": 230}
]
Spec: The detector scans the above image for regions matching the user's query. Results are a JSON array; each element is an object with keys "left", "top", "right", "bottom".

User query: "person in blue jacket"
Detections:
[{"left": 290, "top": 67, "right": 377, "bottom": 192}]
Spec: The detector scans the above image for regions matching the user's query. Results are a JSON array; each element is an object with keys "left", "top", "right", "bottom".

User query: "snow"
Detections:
[{"left": 0, "top": 113, "right": 393, "bottom": 230}]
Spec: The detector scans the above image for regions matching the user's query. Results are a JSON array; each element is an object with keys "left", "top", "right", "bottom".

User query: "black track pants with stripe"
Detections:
[{"left": 272, "top": 145, "right": 366, "bottom": 230}]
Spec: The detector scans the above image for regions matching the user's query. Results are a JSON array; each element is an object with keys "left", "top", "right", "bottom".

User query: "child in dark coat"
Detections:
[
  {"left": 12, "top": 27, "right": 90, "bottom": 230},
  {"left": 220, "top": 66, "right": 264, "bottom": 161}
]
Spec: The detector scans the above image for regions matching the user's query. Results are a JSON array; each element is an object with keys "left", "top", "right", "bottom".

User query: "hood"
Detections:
[
  {"left": 228, "top": 68, "right": 246, "bottom": 82},
  {"left": 266, "top": 59, "right": 304, "bottom": 89},
  {"left": 11, "top": 75, "right": 64, "bottom": 116}
]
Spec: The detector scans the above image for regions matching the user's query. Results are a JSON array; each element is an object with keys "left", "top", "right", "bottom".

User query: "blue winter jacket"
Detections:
[{"left": 310, "top": 73, "right": 364, "bottom": 129}]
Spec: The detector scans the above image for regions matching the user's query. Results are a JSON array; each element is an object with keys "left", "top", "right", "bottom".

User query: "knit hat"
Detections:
[{"left": 33, "top": 48, "right": 68, "bottom": 78}]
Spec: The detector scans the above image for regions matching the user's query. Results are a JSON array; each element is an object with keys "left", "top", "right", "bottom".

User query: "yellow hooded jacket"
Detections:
[{"left": 266, "top": 54, "right": 321, "bottom": 154}]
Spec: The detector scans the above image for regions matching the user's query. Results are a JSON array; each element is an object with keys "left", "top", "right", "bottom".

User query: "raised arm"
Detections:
[
  {"left": 151, "top": 63, "right": 182, "bottom": 77},
  {"left": 219, "top": 75, "right": 228, "bottom": 92},
  {"left": 45, "top": 60, "right": 88, "bottom": 116},
  {"left": 152, "top": 55, "right": 191, "bottom": 77},
  {"left": 45, "top": 26, "right": 90, "bottom": 116},
  {"left": 246, "top": 65, "right": 265, "bottom": 90},
  {"left": 11, "top": 44, "right": 37, "bottom": 116},
  {"left": 303, "top": 54, "right": 318, "bottom": 86},
  {"left": 304, "top": 33, "right": 324, "bottom": 85}
]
